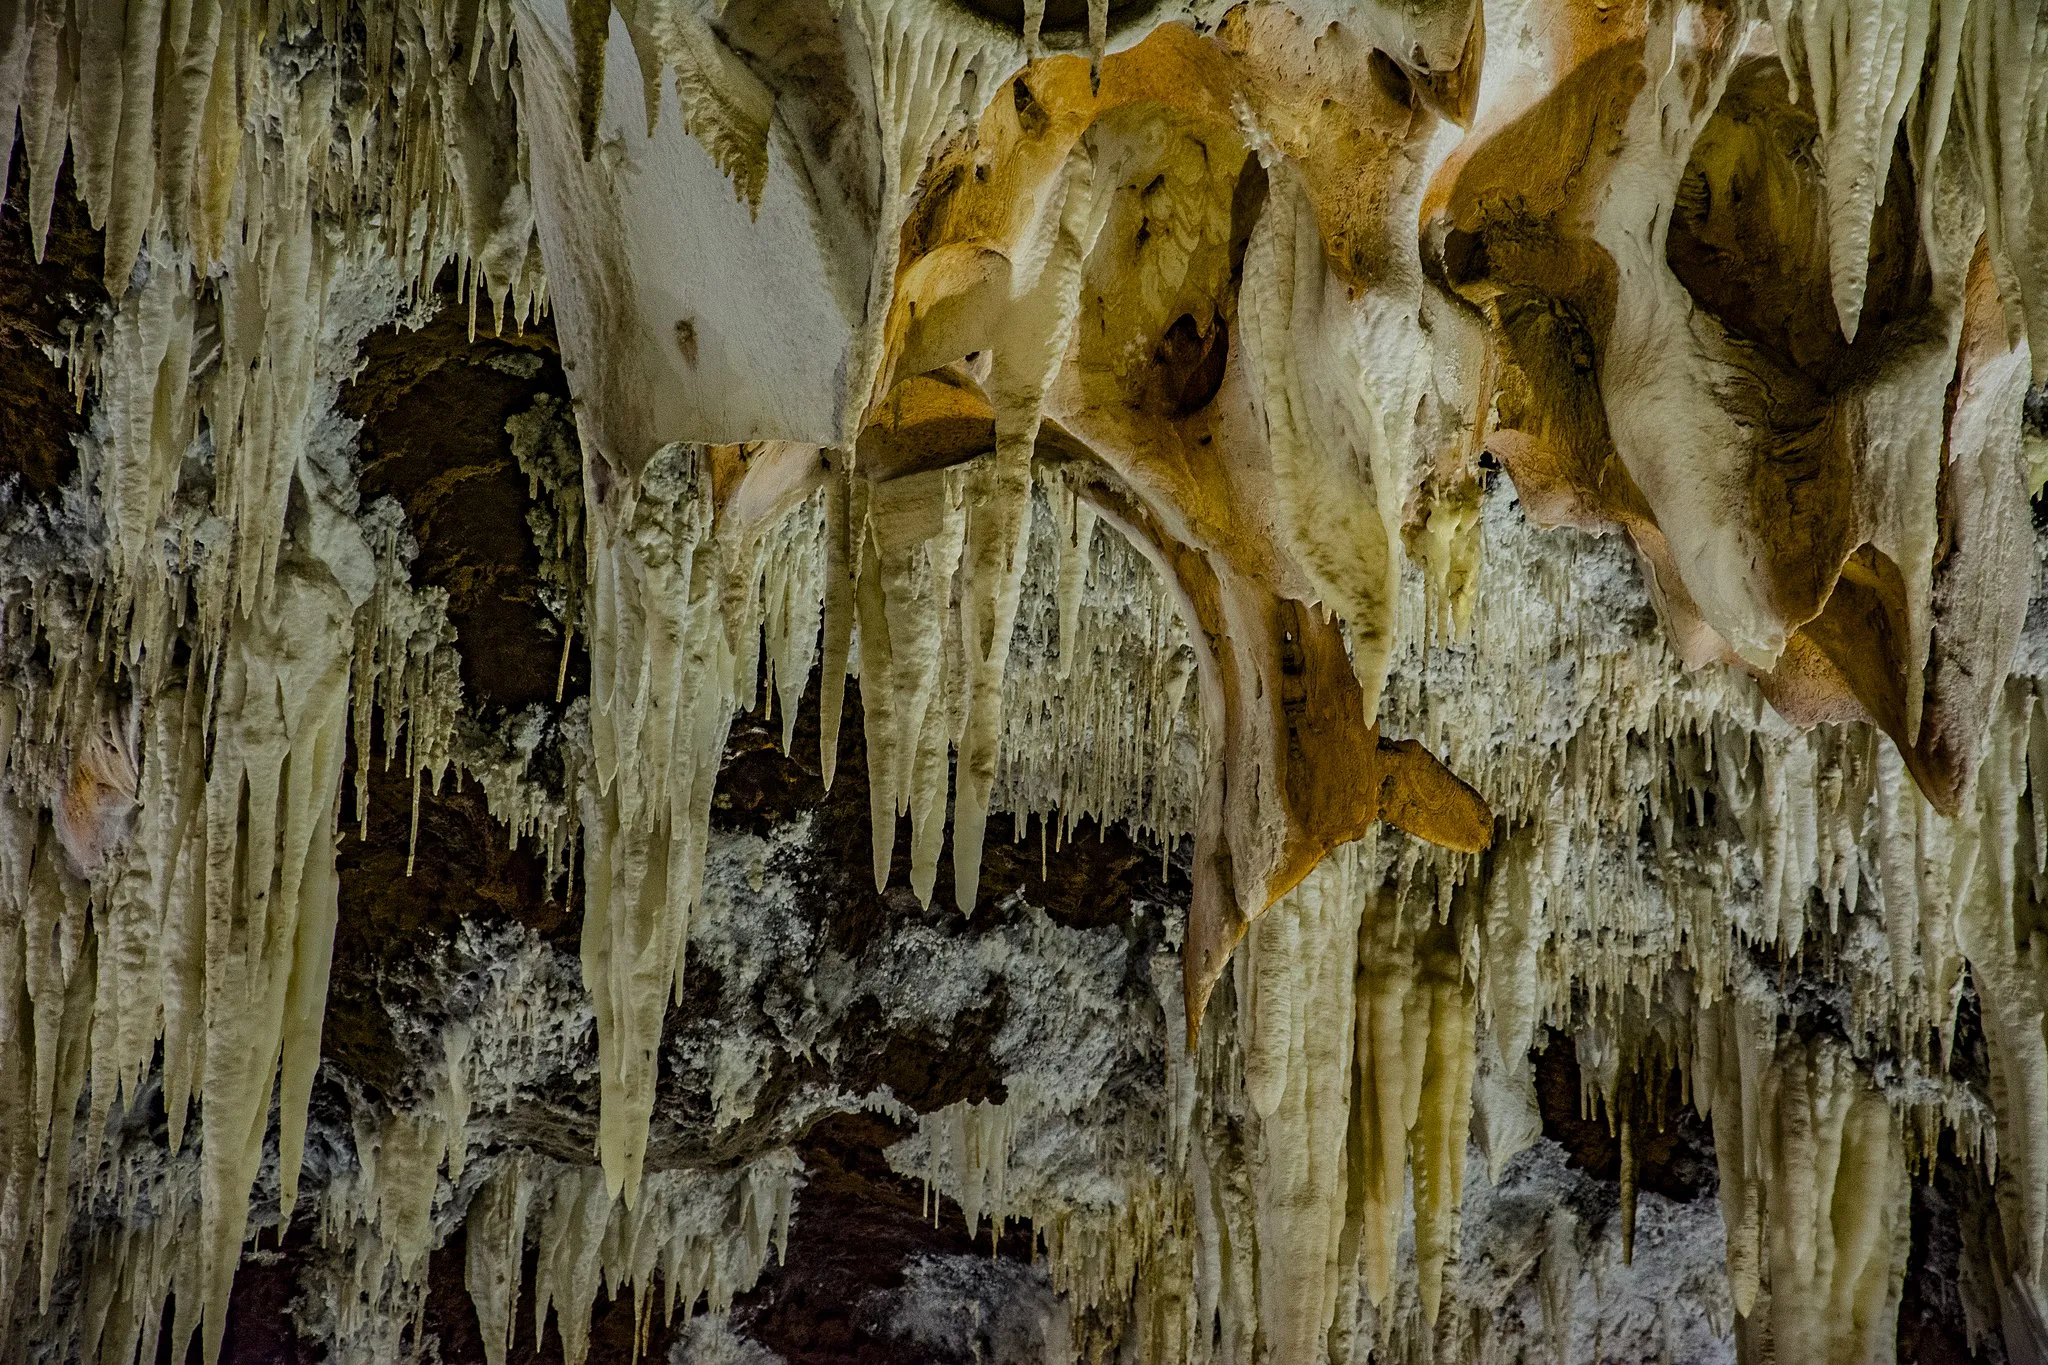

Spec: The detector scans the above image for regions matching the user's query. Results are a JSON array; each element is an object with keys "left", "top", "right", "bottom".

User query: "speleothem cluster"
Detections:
[{"left": 1, "top": 0, "right": 2046, "bottom": 1361}]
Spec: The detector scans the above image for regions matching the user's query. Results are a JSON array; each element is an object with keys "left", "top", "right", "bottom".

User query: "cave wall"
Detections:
[{"left": 2, "top": 2, "right": 2048, "bottom": 1363}]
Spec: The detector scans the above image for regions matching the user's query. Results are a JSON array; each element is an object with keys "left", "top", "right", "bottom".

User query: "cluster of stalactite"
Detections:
[{"left": 3, "top": 0, "right": 2048, "bottom": 1361}]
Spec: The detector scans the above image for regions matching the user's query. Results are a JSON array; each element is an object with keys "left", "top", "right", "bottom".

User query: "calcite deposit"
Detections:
[{"left": 0, "top": 0, "right": 2045, "bottom": 1361}]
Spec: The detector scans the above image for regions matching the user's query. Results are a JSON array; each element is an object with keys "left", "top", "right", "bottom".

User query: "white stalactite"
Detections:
[
  {"left": 581, "top": 444, "right": 735, "bottom": 1203},
  {"left": 12, "top": 2, "right": 2048, "bottom": 1362},
  {"left": 951, "top": 138, "right": 1112, "bottom": 914},
  {"left": 1238, "top": 843, "right": 1367, "bottom": 1359}
]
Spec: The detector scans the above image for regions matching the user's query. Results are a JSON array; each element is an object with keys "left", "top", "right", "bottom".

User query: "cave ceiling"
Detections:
[{"left": 0, "top": 0, "right": 2047, "bottom": 1361}]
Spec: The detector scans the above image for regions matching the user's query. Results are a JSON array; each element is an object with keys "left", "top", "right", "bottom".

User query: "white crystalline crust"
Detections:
[
  {"left": 880, "top": 1252, "right": 1072, "bottom": 1364},
  {"left": 1357, "top": 1140, "right": 1737, "bottom": 1365},
  {"left": 669, "top": 1313, "right": 791, "bottom": 1365}
]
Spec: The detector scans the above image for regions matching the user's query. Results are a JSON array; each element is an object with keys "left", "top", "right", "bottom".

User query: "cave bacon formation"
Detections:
[{"left": 1, "top": 0, "right": 2048, "bottom": 1361}]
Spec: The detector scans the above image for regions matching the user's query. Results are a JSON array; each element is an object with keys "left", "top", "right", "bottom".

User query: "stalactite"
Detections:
[
  {"left": 580, "top": 445, "right": 824, "bottom": 1201},
  {"left": 950, "top": 137, "right": 1111, "bottom": 914},
  {"left": 472, "top": 1149, "right": 798, "bottom": 1365},
  {"left": 0, "top": 1, "right": 494, "bottom": 1339},
  {"left": 465, "top": 1152, "right": 534, "bottom": 1365},
  {"left": 852, "top": 464, "right": 967, "bottom": 903},
  {"left": 11, "top": 0, "right": 2048, "bottom": 1360},
  {"left": 580, "top": 443, "right": 734, "bottom": 1203},
  {"left": 1954, "top": 681, "right": 2048, "bottom": 1337},
  {"left": 316, "top": 1102, "right": 459, "bottom": 1364},
  {"left": 1348, "top": 866, "right": 1475, "bottom": 1324},
  {"left": 1238, "top": 843, "right": 1366, "bottom": 1359},
  {"left": 993, "top": 471, "right": 1202, "bottom": 852}
]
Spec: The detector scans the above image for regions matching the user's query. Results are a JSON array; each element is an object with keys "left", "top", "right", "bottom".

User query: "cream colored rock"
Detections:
[{"left": 10, "top": 0, "right": 2048, "bottom": 1360}]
